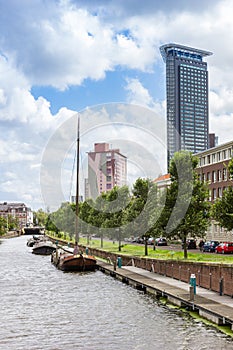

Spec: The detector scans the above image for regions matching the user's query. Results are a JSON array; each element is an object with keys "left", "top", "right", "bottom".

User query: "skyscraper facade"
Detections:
[
  {"left": 87, "top": 143, "right": 127, "bottom": 199},
  {"left": 160, "top": 43, "right": 212, "bottom": 168}
]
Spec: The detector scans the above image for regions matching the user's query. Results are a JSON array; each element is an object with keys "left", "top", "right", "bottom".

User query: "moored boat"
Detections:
[
  {"left": 32, "top": 240, "right": 57, "bottom": 255},
  {"left": 51, "top": 246, "right": 97, "bottom": 272},
  {"left": 26, "top": 235, "right": 42, "bottom": 247}
]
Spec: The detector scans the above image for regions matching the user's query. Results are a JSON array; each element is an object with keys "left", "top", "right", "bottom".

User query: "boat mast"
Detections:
[{"left": 75, "top": 116, "right": 80, "bottom": 244}]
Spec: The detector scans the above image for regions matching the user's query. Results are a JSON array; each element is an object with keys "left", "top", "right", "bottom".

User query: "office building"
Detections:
[
  {"left": 87, "top": 143, "right": 127, "bottom": 199},
  {"left": 160, "top": 43, "right": 212, "bottom": 169}
]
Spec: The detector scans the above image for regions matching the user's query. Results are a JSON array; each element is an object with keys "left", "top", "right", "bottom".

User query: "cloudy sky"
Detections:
[{"left": 1, "top": 0, "right": 233, "bottom": 211}]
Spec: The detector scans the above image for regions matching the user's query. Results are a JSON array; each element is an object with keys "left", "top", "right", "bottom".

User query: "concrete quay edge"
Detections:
[{"left": 97, "top": 260, "right": 233, "bottom": 332}]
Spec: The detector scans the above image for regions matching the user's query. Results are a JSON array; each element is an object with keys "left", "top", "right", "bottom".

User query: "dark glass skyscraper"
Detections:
[{"left": 160, "top": 43, "right": 212, "bottom": 169}]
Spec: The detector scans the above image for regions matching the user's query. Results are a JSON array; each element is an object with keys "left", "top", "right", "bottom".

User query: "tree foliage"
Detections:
[{"left": 159, "top": 151, "right": 210, "bottom": 258}]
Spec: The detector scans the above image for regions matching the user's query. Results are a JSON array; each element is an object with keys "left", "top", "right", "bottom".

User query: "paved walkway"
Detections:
[{"left": 123, "top": 265, "right": 233, "bottom": 308}]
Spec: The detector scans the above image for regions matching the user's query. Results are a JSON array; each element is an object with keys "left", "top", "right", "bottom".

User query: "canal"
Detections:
[{"left": 0, "top": 235, "right": 232, "bottom": 350}]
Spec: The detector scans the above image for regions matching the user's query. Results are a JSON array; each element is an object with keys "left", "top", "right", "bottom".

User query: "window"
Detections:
[
  {"left": 213, "top": 188, "right": 217, "bottom": 200},
  {"left": 218, "top": 187, "right": 222, "bottom": 198},
  {"left": 212, "top": 171, "right": 216, "bottom": 182},
  {"left": 223, "top": 168, "right": 227, "bottom": 180}
]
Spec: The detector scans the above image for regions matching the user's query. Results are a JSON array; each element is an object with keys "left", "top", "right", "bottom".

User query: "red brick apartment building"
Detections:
[
  {"left": 196, "top": 140, "right": 233, "bottom": 241},
  {"left": 0, "top": 202, "right": 33, "bottom": 231},
  {"left": 154, "top": 141, "right": 233, "bottom": 241}
]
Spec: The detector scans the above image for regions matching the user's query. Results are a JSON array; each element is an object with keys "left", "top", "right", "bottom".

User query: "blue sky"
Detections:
[{"left": 1, "top": 0, "right": 233, "bottom": 210}]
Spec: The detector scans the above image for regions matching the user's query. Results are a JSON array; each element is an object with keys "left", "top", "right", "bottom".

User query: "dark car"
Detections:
[
  {"left": 215, "top": 242, "right": 233, "bottom": 254},
  {"left": 182, "top": 239, "right": 197, "bottom": 249},
  {"left": 202, "top": 241, "right": 219, "bottom": 253},
  {"left": 155, "top": 238, "right": 167, "bottom": 246}
]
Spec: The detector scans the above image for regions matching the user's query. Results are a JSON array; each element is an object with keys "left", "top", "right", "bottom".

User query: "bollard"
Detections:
[
  {"left": 190, "top": 273, "right": 196, "bottom": 295},
  {"left": 117, "top": 257, "right": 122, "bottom": 268},
  {"left": 189, "top": 285, "right": 194, "bottom": 301}
]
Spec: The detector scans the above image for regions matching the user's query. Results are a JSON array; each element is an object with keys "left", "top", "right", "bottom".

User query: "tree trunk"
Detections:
[
  {"left": 145, "top": 239, "right": 148, "bottom": 256},
  {"left": 183, "top": 236, "right": 188, "bottom": 259}
]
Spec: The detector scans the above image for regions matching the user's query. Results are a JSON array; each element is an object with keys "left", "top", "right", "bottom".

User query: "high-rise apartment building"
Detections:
[
  {"left": 87, "top": 143, "right": 127, "bottom": 199},
  {"left": 160, "top": 43, "right": 212, "bottom": 169}
]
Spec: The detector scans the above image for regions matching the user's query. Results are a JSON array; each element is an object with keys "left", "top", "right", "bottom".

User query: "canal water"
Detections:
[{"left": 0, "top": 236, "right": 232, "bottom": 350}]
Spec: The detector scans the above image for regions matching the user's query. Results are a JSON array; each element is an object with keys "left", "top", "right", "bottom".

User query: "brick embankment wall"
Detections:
[
  {"left": 84, "top": 246, "right": 233, "bottom": 298},
  {"left": 47, "top": 236, "right": 233, "bottom": 298},
  {"left": 1, "top": 231, "right": 20, "bottom": 239}
]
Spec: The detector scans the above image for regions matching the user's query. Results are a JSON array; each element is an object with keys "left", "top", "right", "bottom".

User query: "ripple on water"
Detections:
[{"left": 0, "top": 236, "right": 232, "bottom": 350}]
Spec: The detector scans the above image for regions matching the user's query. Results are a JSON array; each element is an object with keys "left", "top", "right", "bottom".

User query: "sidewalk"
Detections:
[
  {"left": 123, "top": 265, "right": 233, "bottom": 308},
  {"left": 98, "top": 260, "right": 233, "bottom": 329}
]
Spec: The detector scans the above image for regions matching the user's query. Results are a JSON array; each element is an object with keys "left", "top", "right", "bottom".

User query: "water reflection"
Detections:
[{"left": 0, "top": 236, "right": 232, "bottom": 350}]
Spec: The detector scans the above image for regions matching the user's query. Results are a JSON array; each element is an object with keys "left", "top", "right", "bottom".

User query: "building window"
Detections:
[
  {"left": 213, "top": 188, "right": 217, "bottom": 200},
  {"left": 223, "top": 168, "right": 227, "bottom": 180},
  {"left": 212, "top": 171, "right": 216, "bottom": 182},
  {"left": 209, "top": 190, "right": 211, "bottom": 201},
  {"left": 218, "top": 187, "right": 222, "bottom": 198}
]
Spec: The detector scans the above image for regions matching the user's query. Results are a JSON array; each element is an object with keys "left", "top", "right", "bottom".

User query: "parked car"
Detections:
[
  {"left": 182, "top": 239, "right": 197, "bottom": 249},
  {"left": 215, "top": 242, "right": 233, "bottom": 254},
  {"left": 202, "top": 241, "right": 219, "bottom": 253},
  {"left": 148, "top": 237, "right": 154, "bottom": 245},
  {"left": 155, "top": 237, "right": 167, "bottom": 246},
  {"left": 132, "top": 236, "right": 145, "bottom": 244}
]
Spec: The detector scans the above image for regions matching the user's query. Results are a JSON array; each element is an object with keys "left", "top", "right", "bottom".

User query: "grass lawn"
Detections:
[
  {"left": 48, "top": 232, "right": 233, "bottom": 264},
  {"left": 79, "top": 237, "right": 233, "bottom": 264}
]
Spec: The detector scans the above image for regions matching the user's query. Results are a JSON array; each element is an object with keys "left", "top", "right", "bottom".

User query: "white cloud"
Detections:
[{"left": 1, "top": 0, "right": 233, "bottom": 209}]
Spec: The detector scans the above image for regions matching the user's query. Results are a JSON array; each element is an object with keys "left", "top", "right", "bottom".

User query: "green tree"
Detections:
[
  {"left": 79, "top": 198, "right": 95, "bottom": 244},
  {"left": 45, "top": 202, "right": 75, "bottom": 239},
  {"left": 103, "top": 186, "right": 130, "bottom": 251},
  {"left": 160, "top": 151, "right": 210, "bottom": 259},
  {"left": 124, "top": 178, "right": 159, "bottom": 256},
  {"left": 33, "top": 209, "right": 48, "bottom": 226},
  {"left": 0, "top": 217, "right": 7, "bottom": 235},
  {"left": 212, "top": 187, "right": 233, "bottom": 231}
]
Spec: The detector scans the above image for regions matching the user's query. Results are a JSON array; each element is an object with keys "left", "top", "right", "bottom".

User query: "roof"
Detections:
[
  {"left": 160, "top": 43, "right": 213, "bottom": 62},
  {"left": 153, "top": 173, "right": 171, "bottom": 183}
]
